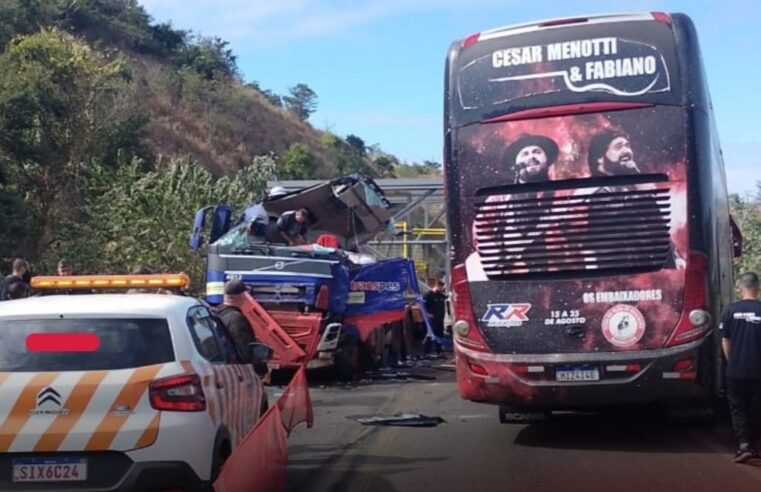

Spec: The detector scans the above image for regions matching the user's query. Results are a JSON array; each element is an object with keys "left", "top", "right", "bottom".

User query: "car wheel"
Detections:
[{"left": 210, "top": 440, "right": 231, "bottom": 483}]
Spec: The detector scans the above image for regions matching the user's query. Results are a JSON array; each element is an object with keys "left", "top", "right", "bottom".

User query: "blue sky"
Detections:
[{"left": 142, "top": 0, "right": 760, "bottom": 196}]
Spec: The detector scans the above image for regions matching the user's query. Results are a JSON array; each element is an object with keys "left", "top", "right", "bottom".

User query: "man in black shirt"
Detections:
[
  {"left": 0, "top": 258, "right": 30, "bottom": 301},
  {"left": 276, "top": 208, "right": 309, "bottom": 246},
  {"left": 212, "top": 279, "right": 257, "bottom": 360},
  {"left": 720, "top": 271, "right": 761, "bottom": 463},
  {"left": 423, "top": 279, "right": 447, "bottom": 354}
]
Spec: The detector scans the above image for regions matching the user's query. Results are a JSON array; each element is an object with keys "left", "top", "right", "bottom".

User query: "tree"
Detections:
[
  {"left": 730, "top": 185, "right": 761, "bottom": 279},
  {"left": 61, "top": 155, "right": 276, "bottom": 293},
  {"left": 283, "top": 83, "right": 317, "bottom": 121},
  {"left": 346, "top": 134, "right": 366, "bottom": 156},
  {"left": 373, "top": 156, "right": 396, "bottom": 178},
  {"left": 0, "top": 28, "right": 139, "bottom": 258},
  {"left": 320, "top": 133, "right": 369, "bottom": 176},
  {"left": 280, "top": 143, "right": 316, "bottom": 179},
  {"left": 178, "top": 35, "right": 239, "bottom": 81},
  {"left": 246, "top": 81, "right": 283, "bottom": 108}
]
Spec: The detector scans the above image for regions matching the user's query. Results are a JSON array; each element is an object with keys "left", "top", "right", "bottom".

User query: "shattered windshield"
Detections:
[{"left": 213, "top": 222, "right": 250, "bottom": 249}]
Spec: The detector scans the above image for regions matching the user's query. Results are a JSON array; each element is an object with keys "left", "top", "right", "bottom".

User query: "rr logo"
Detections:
[{"left": 482, "top": 304, "right": 531, "bottom": 327}]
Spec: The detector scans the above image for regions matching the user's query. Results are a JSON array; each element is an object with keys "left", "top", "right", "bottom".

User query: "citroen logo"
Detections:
[{"left": 37, "top": 387, "right": 62, "bottom": 408}]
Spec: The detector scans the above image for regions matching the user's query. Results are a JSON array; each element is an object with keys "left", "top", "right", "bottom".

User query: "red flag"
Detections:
[
  {"left": 213, "top": 405, "right": 288, "bottom": 492},
  {"left": 277, "top": 365, "right": 314, "bottom": 436}
]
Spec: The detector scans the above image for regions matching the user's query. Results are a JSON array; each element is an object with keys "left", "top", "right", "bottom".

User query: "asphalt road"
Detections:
[{"left": 284, "top": 358, "right": 761, "bottom": 492}]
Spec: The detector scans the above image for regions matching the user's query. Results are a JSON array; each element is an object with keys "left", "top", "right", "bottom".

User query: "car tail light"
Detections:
[
  {"left": 149, "top": 373, "right": 206, "bottom": 412},
  {"left": 451, "top": 264, "right": 491, "bottom": 352},
  {"left": 665, "top": 252, "right": 710, "bottom": 347}
]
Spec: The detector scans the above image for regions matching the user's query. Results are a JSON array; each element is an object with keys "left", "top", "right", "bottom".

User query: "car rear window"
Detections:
[{"left": 0, "top": 318, "right": 175, "bottom": 372}]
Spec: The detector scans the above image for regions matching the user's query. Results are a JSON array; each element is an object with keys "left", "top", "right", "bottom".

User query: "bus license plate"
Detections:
[
  {"left": 12, "top": 458, "right": 87, "bottom": 482},
  {"left": 556, "top": 366, "right": 600, "bottom": 382}
]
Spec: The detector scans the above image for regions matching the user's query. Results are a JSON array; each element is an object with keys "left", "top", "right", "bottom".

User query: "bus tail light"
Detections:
[
  {"left": 149, "top": 373, "right": 206, "bottom": 412},
  {"left": 461, "top": 32, "right": 480, "bottom": 48},
  {"left": 538, "top": 17, "right": 588, "bottom": 28},
  {"left": 451, "top": 264, "right": 491, "bottom": 352},
  {"left": 673, "top": 358, "right": 695, "bottom": 372},
  {"left": 651, "top": 12, "right": 672, "bottom": 24},
  {"left": 665, "top": 252, "right": 710, "bottom": 347},
  {"left": 605, "top": 363, "right": 641, "bottom": 373},
  {"left": 468, "top": 362, "right": 489, "bottom": 376},
  {"left": 663, "top": 357, "right": 698, "bottom": 380}
]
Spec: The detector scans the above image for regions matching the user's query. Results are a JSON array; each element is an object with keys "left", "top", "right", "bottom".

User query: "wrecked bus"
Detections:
[{"left": 443, "top": 12, "right": 742, "bottom": 422}]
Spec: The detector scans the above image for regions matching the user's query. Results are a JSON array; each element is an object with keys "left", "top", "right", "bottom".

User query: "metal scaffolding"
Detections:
[{"left": 267, "top": 177, "right": 448, "bottom": 285}]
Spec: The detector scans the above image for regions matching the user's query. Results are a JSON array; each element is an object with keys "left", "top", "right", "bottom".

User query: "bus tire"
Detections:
[
  {"left": 498, "top": 405, "right": 550, "bottom": 424},
  {"left": 334, "top": 334, "right": 360, "bottom": 382}
]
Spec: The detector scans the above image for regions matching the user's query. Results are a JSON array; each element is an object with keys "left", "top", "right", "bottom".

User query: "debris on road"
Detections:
[
  {"left": 367, "top": 370, "right": 437, "bottom": 382},
  {"left": 353, "top": 413, "right": 446, "bottom": 427}
]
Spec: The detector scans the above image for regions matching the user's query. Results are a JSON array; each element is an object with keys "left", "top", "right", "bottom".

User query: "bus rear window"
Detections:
[
  {"left": 0, "top": 318, "right": 175, "bottom": 372},
  {"left": 452, "top": 20, "right": 681, "bottom": 124}
]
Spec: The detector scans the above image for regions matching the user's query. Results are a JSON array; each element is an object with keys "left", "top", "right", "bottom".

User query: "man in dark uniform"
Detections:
[
  {"left": 423, "top": 279, "right": 447, "bottom": 354},
  {"left": 212, "top": 279, "right": 257, "bottom": 360},
  {"left": 720, "top": 272, "right": 761, "bottom": 463},
  {"left": 276, "top": 208, "right": 309, "bottom": 246}
]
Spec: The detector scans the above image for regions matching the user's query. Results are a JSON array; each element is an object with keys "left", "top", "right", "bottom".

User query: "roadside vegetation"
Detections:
[{"left": 0, "top": 0, "right": 441, "bottom": 281}]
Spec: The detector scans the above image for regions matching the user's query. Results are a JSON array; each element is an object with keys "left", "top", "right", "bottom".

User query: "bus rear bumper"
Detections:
[{"left": 454, "top": 337, "right": 714, "bottom": 410}]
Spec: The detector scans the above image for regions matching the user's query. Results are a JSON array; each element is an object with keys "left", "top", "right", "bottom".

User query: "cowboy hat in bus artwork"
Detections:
[{"left": 503, "top": 133, "right": 559, "bottom": 184}]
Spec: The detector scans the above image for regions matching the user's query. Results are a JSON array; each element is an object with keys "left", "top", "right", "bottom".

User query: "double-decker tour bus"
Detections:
[{"left": 443, "top": 12, "right": 741, "bottom": 422}]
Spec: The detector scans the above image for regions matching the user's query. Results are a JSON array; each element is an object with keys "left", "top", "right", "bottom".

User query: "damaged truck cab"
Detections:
[{"left": 190, "top": 175, "right": 410, "bottom": 378}]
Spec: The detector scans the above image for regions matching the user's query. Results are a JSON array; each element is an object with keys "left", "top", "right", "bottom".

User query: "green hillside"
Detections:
[{"left": 0, "top": 0, "right": 438, "bottom": 282}]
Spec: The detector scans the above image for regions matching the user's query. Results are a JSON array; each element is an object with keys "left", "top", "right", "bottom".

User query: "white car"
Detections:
[{"left": 0, "top": 275, "right": 270, "bottom": 491}]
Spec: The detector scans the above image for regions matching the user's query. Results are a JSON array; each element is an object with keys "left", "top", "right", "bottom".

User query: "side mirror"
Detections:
[{"left": 249, "top": 342, "right": 274, "bottom": 376}]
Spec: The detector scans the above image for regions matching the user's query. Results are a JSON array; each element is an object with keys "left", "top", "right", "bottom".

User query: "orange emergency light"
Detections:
[{"left": 31, "top": 273, "right": 191, "bottom": 290}]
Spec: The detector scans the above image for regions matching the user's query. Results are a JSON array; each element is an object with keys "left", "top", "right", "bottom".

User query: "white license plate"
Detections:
[
  {"left": 12, "top": 458, "right": 87, "bottom": 482},
  {"left": 556, "top": 366, "right": 600, "bottom": 382}
]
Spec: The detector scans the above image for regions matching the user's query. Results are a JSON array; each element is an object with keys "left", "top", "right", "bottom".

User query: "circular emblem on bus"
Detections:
[{"left": 601, "top": 304, "right": 646, "bottom": 347}]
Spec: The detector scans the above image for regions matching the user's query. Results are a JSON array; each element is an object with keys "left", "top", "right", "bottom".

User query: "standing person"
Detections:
[
  {"left": 212, "top": 279, "right": 257, "bottom": 359},
  {"left": 41, "top": 258, "right": 89, "bottom": 296},
  {"left": 423, "top": 279, "right": 447, "bottom": 355},
  {"left": 276, "top": 208, "right": 309, "bottom": 246},
  {"left": 0, "top": 258, "right": 30, "bottom": 301},
  {"left": 720, "top": 272, "right": 761, "bottom": 463},
  {"left": 6, "top": 279, "right": 30, "bottom": 300}
]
